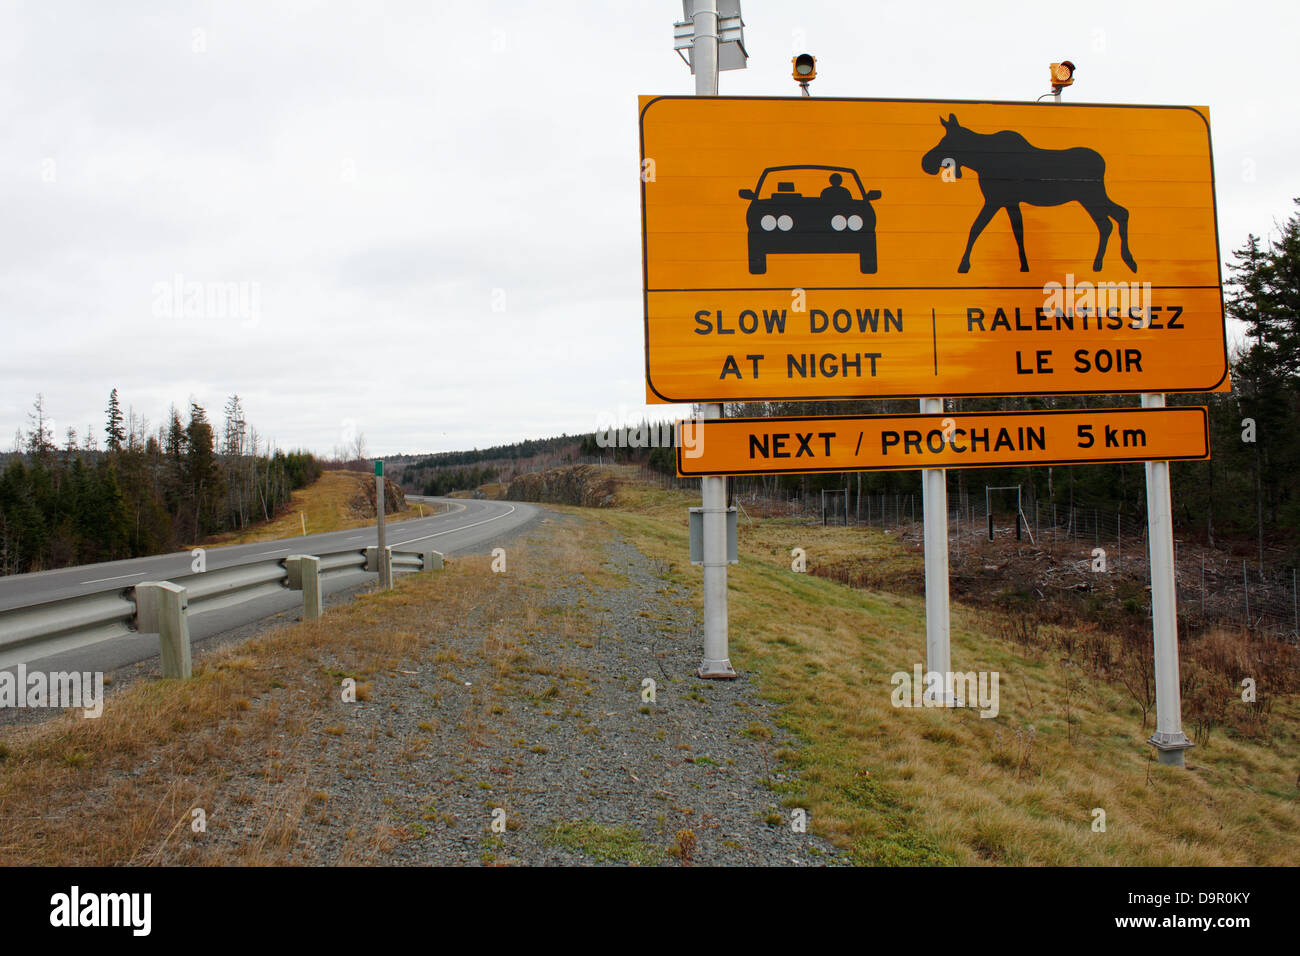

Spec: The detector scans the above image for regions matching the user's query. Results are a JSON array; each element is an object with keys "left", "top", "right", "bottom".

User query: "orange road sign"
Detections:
[
  {"left": 640, "top": 96, "right": 1229, "bottom": 403},
  {"left": 675, "top": 407, "right": 1210, "bottom": 476}
]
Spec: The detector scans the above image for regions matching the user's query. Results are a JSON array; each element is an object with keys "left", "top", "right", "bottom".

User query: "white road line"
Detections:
[
  {"left": 255, "top": 548, "right": 290, "bottom": 556},
  {"left": 409, "top": 499, "right": 467, "bottom": 517},
  {"left": 346, "top": 535, "right": 366, "bottom": 541},
  {"left": 394, "top": 504, "right": 517, "bottom": 545},
  {"left": 81, "top": 571, "right": 147, "bottom": 584}
]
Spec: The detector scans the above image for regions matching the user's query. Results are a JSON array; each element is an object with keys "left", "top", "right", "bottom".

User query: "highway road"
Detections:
[{"left": 0, "top": 496, "right": 538, "bottom": 676}]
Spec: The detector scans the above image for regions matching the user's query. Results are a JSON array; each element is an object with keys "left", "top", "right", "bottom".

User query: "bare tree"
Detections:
[
  {"left": 25, "top": 394, "right": 54, "bottom": 459},
  {"left": 131, "top": 409, "right": 151, "bottom": 453},
  {"left": 1117, "top": 634, "right": 1156, "bottom": 731},
  {"left": 222, "top": 394, "right": 246, "bottom": 457}
]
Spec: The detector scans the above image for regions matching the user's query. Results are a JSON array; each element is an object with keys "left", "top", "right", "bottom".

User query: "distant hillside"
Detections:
[
  {"left": 396, "top": 435, "right": 582, "bottom": 496},
  {"left": 205, "top": 469, "right": 417, "bottom": 545}
]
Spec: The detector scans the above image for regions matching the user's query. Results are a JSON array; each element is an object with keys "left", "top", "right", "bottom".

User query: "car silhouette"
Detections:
[{"left": 738, "top": 165, "right": 882, "bottom": 275}]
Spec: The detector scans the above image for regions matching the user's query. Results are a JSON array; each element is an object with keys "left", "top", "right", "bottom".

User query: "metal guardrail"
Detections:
[
  {"left": 391, "top": 552, "right": 423, "bottom": 572},
  {"left": 317, "top": 550, "right": 367, "bottom": 576},
  {"left": 0, "top": 589, "right": 138, "bottom": 669},
  {"left": 174, "top": 561, "right": 293, "bottom": 616},
  {"left": 0, "top": 545, "right": 441, "bottom": 671}
]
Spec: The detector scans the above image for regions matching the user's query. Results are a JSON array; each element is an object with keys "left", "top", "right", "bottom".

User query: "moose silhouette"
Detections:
[{"left": 921, "top": 113, "right": 1137, "bottom": 274}]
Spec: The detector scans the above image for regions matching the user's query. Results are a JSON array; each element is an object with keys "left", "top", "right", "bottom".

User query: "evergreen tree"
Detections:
[
  {"left": 0, "top": 458, "right": 44, "bottom": 573},
  {"left": 165, "top": 405, "right": 185, "bottom": 461},
  {"left": 92, "top": 459, "right": 132, "bottom": 560},
  {"left": 1225, "top": 202, "right": 1300, "bottom": 545},
  {"left": 0, "top": 393, "right": 317, "bottom": 571},
  {"left": 105, "top": 388, "right": 126, "bottom": 452},
  {"left": 184, "top": 403, "right": 223, "bottom": 535}
]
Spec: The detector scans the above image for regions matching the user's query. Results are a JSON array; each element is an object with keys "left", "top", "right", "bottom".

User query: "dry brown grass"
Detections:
[
  {"left": 0, "top": 591, "right": 427, "bottom": 863},
  {"left": 569, "top": 472, "right": 1300, "bottom": 866},
  {"left": 0, "top": 517, "right": 610, "bottom": 866},
  {"left": 205, "top": 470, "right": 436, "bottom": 546}
]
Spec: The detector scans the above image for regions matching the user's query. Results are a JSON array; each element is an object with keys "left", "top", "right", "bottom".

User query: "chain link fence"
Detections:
[{"left": 637, "top": 465, "right": 1299, "bottom": 642}]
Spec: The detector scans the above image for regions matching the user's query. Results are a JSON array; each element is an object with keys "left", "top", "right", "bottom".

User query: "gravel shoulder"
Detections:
[{"left": 199, "top": 508, "right": 842, "bottom": 865}]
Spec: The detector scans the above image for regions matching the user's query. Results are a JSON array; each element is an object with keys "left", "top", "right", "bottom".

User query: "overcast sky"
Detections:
[{"left": 2, "top": 0, "right": 1296, "bottom": 457}]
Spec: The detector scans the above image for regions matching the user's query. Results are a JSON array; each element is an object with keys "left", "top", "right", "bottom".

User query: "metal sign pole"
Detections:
[
  {"left": 920, "top": 397, "right": 952, "bottom": 701},
  {"left": 1141, "top": 392, "right": 1191, "bottom": 765},
  {"left": 375, "top": 459, "right": 390, "bottom": 590},
  {"left": 693, "top": 1, "right": 735, "bottom": 679}
]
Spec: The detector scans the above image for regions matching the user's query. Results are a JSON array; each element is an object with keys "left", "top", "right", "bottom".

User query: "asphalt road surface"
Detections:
[{"left": 1, "top": 496, "right": 539, "bottom": 676}]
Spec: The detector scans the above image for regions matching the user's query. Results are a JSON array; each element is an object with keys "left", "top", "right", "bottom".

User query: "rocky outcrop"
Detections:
[
  {"left": 351, "top": 473, "right": 407, "bottom": 518},
  {"left": 505, "top": 465, "right": 618, "bottom": 508}
]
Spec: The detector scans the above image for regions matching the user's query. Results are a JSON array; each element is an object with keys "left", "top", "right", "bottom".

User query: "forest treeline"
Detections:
[
  {"left": 401, "top": 435, "right": 579, "bottom": 496},
  {"left": 419, "top": 466, "right": 500, "bottom": 497},
  {"left": 0, "top": 391, "right": 321, "bottom": 574}
]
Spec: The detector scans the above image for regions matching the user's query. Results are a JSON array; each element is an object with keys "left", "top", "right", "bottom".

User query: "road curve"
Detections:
[
  {"left": 1, "top": 497, "right": 539, "bottom": 675},
  {"left": 0, "top": 497, "right": 533, "bottom": 611}
]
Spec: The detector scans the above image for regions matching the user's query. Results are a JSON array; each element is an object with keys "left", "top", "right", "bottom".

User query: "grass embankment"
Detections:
[
  {"left": 2, "top": 470, "right": 1294, "bottom": 866},
  {"left": 207, "top": 470, "right": 437, "bottom": 546},
  {"left": 566, "top": 480, "right": 1299, "bottom": 866}
]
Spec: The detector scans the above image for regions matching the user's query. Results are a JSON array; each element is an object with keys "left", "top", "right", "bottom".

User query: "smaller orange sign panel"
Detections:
[{"left": 676, "top": 407, "right": 1209, "bottom": 476}]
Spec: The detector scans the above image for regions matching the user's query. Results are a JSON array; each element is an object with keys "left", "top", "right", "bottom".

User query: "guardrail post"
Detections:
[
  {"left": 285, "top": 555, "right": 323, "bottom": 620},
  {"left": 136, "top": 581, "right": 192, "bottom": 679},
  {"left": 135, "top": 583, "right": 161, "bottom": 633},
  {"left": 365, "top": 545, "right": 393, "bottom": 588},
  {"left": 285, "top": 555, "right": 305, "bottom": 591},
  {"left": 421, "top": 549, "right": 444, "bottom": 571},
  {"left": 301, "top": 555, "right": 323, "bottom": 619}
]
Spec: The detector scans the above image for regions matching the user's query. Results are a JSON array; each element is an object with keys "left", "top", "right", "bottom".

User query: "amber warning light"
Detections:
[{"left": 1051, "top": 61, "right": 1076, "bottom": 89}]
